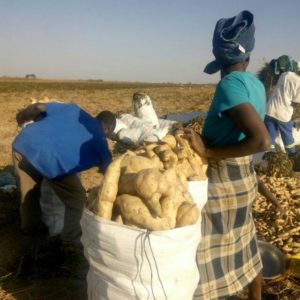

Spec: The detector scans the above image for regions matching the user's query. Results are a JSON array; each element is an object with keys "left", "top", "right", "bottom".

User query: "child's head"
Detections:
[{"left": 96, "top": 111, "right": 116, "bottom": 137}]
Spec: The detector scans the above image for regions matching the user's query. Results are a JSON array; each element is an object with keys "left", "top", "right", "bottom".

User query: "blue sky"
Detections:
[{"left": 1, "top": 0, "right": 300, "bottom": 84}]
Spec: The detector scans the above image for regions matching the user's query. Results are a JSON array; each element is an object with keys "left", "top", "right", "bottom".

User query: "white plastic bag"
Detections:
[
  {"left": 81, "top": 209, "right": 202, "bottom": 300},
  {"left": 113, "top": 119, "right": 127, "bottom": 135},
  {"left": 116, "top": 114, "right": 176, "bottom": 145},
  {"left": 118, "top": 127, "right": 155, "bottom": 144},
  {"left": 119, "top": 114, "right": 153, "bottom": 130},
  {"left": 132, "top": 93, "right": 159, "bottom": 128}
]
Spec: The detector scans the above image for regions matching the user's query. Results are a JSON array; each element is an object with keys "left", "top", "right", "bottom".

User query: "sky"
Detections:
[{"left": 1, "top": 0, "right": 300, "bottom": 84}]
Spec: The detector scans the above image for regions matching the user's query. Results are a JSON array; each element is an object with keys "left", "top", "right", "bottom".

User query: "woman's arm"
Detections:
[
  {"left": 185, "top": 103, "right": 271, "bottom": 159},
  {"left": 16, "top": 103, "right": 46, "bottom": 127}
]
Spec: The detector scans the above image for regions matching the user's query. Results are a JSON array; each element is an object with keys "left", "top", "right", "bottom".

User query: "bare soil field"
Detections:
[{"left": 0, "top": 79, "right": 299, "bottom": 299}]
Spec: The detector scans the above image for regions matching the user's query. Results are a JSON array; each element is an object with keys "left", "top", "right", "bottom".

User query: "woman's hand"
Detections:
[{"left": 183, "top": 128, "right": 206, "bottom": 157}]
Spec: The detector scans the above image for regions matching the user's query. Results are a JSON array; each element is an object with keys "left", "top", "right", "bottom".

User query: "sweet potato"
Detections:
[
  {"left": 161, "top": 190, "right": 186, "bottom": 228},
  {"left": 114, "top": 214, "right": 124, "bottom": 224},
  {"left": 175, "top": 159, "right": 195, "bottom": 179},
  {"left": 161, "top": 135, "right": 177, "bottom": 149},
  {"left": 176, "top": 202, "right": 199, "bottom": 227},
  {"left": 86, "top": 185, "right": 101, "bottom": 211},
  {"left": 118, "top": 172, "right": 137, "bottom": 195},
  {"left": 119, "top": 168, "right": 170, "bottom": 217},
  {"left": 150, "top": 156, "right": 164, "bottom": 169},
  {"left": 154, "top": 144, "right": 171, "bottom": 154},
  {"left": 160, "top": 195, "right": 178, "bottom": 229},
  {"left": 158, "top": 168, "right": 178, "bottom": 195},
  {"left": 160, "top": 150, "right": 178, "bottom": 168},
  {"left": 142, "top": 143, "right": 158, "bottom": 159},
  {"left": 187, "top": 154, "right": 208, "bottom": 179},
  {"left": 175, "top": 130, "right": 193, "bottom": 156},
  {"left": 134, "top": 168, "right": 162, "bottom": 216},
  {"left": 94, "top": 154, "right": 125, "bottom": 219},
  {"left": 175, "top": 130, "right": 208, "bottom": 179},
  {"left": 145, "top": 143, "right": 158, "bottom": 152},
  {"left": 121, "top": 155, "right": 159, "bottom": 175},
  {"left": 174, "top": 147, "right": 188, "bottom": 160},
  {"left": 116, "top": 194, "right": 170, "bottom": 231}
]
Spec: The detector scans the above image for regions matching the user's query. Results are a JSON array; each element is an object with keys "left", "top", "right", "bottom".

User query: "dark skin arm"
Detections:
[
  {"left": 184, "top": 103, "right": 271, "bottom": 159},
  {"left": 184, "top": 103, "right": 283, "bottom": 213},
  {"left": 16, "top": 103, "right": 46, "bottom": 127}
]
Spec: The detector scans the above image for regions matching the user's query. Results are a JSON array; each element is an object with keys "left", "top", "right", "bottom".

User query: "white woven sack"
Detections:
[
  {"left": 81, "top": 209, "right": 202, "bottom": 300},
  {"left": 117, "top": 127, "right": 154, "bottom": 145},
  {"left": 133, "top": 95, "right": 159, "bottom": 128},
  {"left": 119, "top": 114, "right": 153, "bottom": 130}
]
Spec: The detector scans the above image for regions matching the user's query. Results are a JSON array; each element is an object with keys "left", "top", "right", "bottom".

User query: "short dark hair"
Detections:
[{"left": 96, "top": 110, "right": 116, "bottom": 135}]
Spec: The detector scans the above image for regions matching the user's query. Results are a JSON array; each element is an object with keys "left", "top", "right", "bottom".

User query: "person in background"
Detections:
[
  {"left": 185, "top": 11, "right": 271, "bottom": 300},
  {"left": 12, "top": 102, "right": 116, "bottom": 253},
  {"left": 264, "top": 63, "right": 300, "bottom": 158}
]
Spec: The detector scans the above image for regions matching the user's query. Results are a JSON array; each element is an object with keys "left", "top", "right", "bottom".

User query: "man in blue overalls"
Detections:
[{"left": 12, "top": 102, "right": 115, "bottom": 252}]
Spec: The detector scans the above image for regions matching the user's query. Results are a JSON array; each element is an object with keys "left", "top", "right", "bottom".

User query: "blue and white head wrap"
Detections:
[{"left": 204, "top": 10, "right": 255, "bottom": 74}]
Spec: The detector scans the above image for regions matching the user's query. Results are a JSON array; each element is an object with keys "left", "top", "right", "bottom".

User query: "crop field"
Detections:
[{"left": 0, "top": 79, "right": 299, "bottom": 299}]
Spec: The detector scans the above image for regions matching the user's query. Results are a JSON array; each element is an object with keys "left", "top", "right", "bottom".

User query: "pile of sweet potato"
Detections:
[
  {"left": 87, "top": 131, "right": 208, "bottom": 231},
  {"left": 254, "top": 175, "right": 300, "bottom": 256}
]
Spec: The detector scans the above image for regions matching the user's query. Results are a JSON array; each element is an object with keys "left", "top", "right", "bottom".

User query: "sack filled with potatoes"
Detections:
[{"left": 86, "top": 132, "right": 207, "bottom": 231}]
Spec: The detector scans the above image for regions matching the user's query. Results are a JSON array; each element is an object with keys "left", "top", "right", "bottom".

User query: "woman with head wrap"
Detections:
[{"left": 185, "top": 11, "right": 271, "bottom": 300}]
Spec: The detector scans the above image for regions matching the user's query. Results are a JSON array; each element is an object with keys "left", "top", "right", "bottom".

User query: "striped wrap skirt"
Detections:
[{"left": 193, "top": 156, "right": 262, "bottom": 300}]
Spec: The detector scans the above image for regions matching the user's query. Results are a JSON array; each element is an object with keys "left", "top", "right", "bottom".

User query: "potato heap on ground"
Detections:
[
  {"left": 87, "top": 131, "right": 208, "bottom": 231},
  {"left": 265, "top": 152, "right": 294, "bottom": 177},
  {"left": 253, "top": 174, "right": 300, "bottom": 256}
]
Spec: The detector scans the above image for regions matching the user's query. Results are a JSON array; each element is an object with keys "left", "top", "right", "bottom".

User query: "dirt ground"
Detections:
[{"left": 0, "top": 79, "right": 299, "bottom": 299}]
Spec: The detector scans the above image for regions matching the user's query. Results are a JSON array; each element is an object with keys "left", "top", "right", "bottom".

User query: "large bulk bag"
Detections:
[
  {"left": 81, "top": 179, "right": 208, "bottom": 300},
  {"left": 81, "top": 210, "right": 201, "bottom": 300},
  {"left": 81, "top": 180, "right": 207, "bottom": 300}
]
